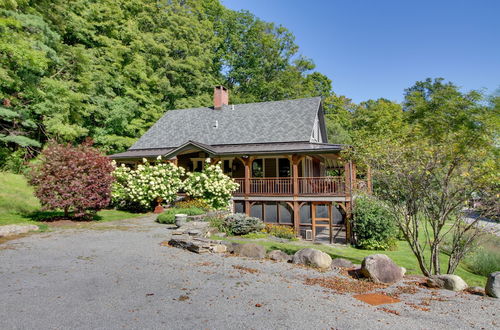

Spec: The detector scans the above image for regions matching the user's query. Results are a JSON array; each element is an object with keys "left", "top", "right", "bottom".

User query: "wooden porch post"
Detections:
[
  {"left": 292, "top": 155, "right": 300, "bottom": 235},
  {"left": 243, "top": 157, "right": 252, "bottom": 216},
  {"left": 344, "top": 160, "right": 351, "bottom": 199}
]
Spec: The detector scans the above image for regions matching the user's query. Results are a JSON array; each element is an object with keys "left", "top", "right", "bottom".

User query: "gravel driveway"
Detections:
[{"left": 1, "top": 216, "right": 498, "bottom": 330}]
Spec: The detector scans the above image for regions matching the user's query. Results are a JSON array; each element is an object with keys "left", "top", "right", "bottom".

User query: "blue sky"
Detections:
[{"left": 221, "top": 0, "right": 500, "bottom": 103}]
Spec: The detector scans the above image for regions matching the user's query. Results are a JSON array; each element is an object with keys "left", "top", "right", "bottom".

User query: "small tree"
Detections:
[
  {"left": 183, "top": 161, "right": 239, "bottom": 210},
  {"left": 29, "top": 141, "right": 114, "bottom": 218},
  {"left": 360, "top": 137, "right": 498, "bottom": 276}
]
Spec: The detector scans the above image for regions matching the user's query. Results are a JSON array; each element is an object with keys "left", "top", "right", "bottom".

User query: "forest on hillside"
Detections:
[{"left": 0, "top": 0, "right": 498, "bottom": 172}]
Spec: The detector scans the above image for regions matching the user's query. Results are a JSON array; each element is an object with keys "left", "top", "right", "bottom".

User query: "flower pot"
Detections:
[{"left": 175, "top": 214, "right": 188, "bottom": 228}]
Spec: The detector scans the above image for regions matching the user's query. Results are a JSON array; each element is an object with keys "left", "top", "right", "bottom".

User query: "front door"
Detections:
[{"left": 311, "top": 202, "right": 332, "bottom": 243}]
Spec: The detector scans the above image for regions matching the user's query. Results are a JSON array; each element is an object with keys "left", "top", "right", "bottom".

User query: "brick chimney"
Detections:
[{"left": 213, "top": 85, "right": 228, "bottom": 109}]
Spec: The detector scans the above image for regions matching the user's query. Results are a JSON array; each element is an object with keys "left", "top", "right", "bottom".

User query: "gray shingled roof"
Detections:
[{"left": 130, "top": 97, "right": 322, "bottom": 150}]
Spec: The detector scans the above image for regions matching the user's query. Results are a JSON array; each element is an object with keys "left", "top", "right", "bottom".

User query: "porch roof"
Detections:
[{"left": 110, "top": 141, "right": 345, "bottom": 160}]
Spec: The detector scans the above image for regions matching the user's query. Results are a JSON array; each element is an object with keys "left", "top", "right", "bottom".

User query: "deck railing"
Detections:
[
  {"left": 249, "top": 177, "right": 293, "bottom": 195},
  {"left": 232, "top": 176, "right": 346, "bottom": 196},
  {"left": 298, "top": 176, "right": 345, "bottom": 195}
]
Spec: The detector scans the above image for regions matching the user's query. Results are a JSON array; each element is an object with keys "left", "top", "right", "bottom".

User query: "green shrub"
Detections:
[
  {"left": 264, "top": 224, "right": 296, "bottom": 240},
  {"left": 352, "top": 195, "right": 398, "bottom": 250},
  {"left": 466, "top": 247, "right": 500, "bottom": 276},
  {"left": 175, "top": 199, "right": 212, "bottom": 211},
  {"left": 223, "top": 213, "right": 264, "bottom": 235},
  {"left": 156, "top": 207, "right": 205, "bottom": 224}
]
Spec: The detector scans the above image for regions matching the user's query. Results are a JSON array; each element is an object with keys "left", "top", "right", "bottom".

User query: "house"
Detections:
[{"left": 111, "top": 86, "right": 371, "bottom": 243}]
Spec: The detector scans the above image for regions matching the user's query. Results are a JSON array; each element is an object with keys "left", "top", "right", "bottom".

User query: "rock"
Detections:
[
  {"left": 209, "top": 244, "right": 227, "bottom": 253},
  {"left": 234, "top": 243, "right": 266, "bottom": 259},
  {"left": 400, "top": 267, "right": 407, "bottom": 277},
  {"left": 485, "top": 271, "right": 500, "bottom": 298},
  {"left": 292, "top": 248, "right": 332, "bottom": 269},
  {"left": 187, "top": 230, "right": 201, "bottom": 236},
  {"left": 222, "top": 241, "right": 240, "bottom": 253},
  {"left": 331, "top": 258, "right": 354, "bottom": 268},
  {"left": 268, "top": 250, "right": 291, "bottom": 262},
  {"left": 0, "top": 224, "right": 39, "bottom": 237},
  {"left": 168, "top": 237, "right": 211, "bottom": 253},
  {"left": 427, "top": 274, "right": 468, "bottom": 291},
  {"left": 360, "top": 254, "right": 404, "bottom": 284}
]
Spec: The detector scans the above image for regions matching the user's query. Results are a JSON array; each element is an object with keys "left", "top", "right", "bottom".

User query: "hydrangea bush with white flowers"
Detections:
[
  {"left": 183, "top": 161, "right": 239, "bottom": 210},
  {"left": 112, "top": 157, "right": 185, "bottom": 209}
]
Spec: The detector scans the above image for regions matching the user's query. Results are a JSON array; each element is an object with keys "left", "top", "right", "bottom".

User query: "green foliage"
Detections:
[
  {"left": 0, "top": 0, "right": 332, "bottom": 160},
  {"left": 112, "top": 158, "right": 185, "bottom": 209},
  {"left": 183, "top": 162, "right": 239, "bottom": 210},
  {"left": 352, "top": 195, "right": 397, "bottom": 250},
  {"left": 206, "top": 213, "right": 230, "bottom": 233},
  {"left": 263, "top": 224, "right": 297, "bottom": 240},
  {"left": 465, "top": 246, "right": 500, "bottom": 277},
  {"left": 175, "top": 199, "right": 212, "bottom": 211},
  {"left": 156, "top": 207, "right": 205, "bottom": 224},
  {"left": 223, "top": 213, "right": 264, "bottom": 235}
]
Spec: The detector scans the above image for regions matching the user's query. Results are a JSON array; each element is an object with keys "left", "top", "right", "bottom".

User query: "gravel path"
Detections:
[{"left": 0, "top": 216, "right": 498, "bottom": 330}]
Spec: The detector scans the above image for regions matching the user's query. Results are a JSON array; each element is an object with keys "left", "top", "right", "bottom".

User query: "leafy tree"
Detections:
[
  {"left": 353, "top": 79, "right": 499, "bottom": 276},
  {"left": 28, "top": 141, "right": 115, "bottom": 218}
]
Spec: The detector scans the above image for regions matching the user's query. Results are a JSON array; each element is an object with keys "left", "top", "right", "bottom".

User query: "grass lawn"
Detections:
[
  {"left": 0, "top": 172, "right": 148, "bottom": 229},
  {"left": 212, "top": 235, "right": 488, "bottom": 287}
]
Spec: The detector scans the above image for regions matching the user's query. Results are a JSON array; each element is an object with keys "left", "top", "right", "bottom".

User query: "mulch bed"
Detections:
[{"left": 304, "top": 276, "right": 388, "bottom": 294}]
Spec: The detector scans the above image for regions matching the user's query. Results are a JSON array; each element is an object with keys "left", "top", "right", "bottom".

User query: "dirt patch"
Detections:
[
  {"left": 232, "top": 265, "right": 260, "bottom": 274},
  {"left": 304, "top": 276, "right": 388, "bottom": 294},
  {"left": 46, "top": 220, "right": 90, "bottom": 227},
  {"left": 354, "top": 293, "right": 401, "bottom": 306}
]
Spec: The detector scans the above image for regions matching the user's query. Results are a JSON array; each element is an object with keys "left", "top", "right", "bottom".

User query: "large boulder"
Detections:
[
  {"left": 485, "top": 271, "right": 500, "bottom": 298},
  {"left": 427, "top": 274, "right": 468, "bottom": 291},
  {"left": 233, "top": 243, "right": 266, "bottom": 259},
  {"left": 268, "top": 250, "right": 291, "bottom": 262},
  {"left": 331, "top": 258, "right": 355, "bottom": 269},
  {"left": 360, "top": 254, "right": 404, "bottom": 284},
  {"left": 292, "top": 248, "right": 332, "bottom": 269}
]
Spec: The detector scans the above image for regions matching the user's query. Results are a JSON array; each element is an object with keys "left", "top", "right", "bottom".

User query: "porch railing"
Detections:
[
  {"left": 298, "top": 176, "right": 345, "bottom": 195},
  {"left": 232, "top": 176, "right": 346, "bottom": 196},
  {"left": 234, "top": 178, "right": 245, "bottom": 195},
  {"left": 249, "top": 177, "right": 293, "bottom": 195}
]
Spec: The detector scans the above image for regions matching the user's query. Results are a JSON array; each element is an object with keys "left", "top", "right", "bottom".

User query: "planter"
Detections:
[{"left": 175, "top": 214, "right": 188, "bottom": 228}]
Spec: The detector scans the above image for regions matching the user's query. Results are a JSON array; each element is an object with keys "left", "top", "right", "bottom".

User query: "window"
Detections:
[
  {"left": 300, "top": 204, "right": 312, "bottom": 224},
  {"left": 279, "top": 203, "right": 293, "bottom": 224},
  {"left": 252, "top": 159, "right": 263, "bottom": 177},
  {"left": 234, "top": 201, "right": 245, "bottom": 214},
  {"left": 278, "top": 158, "right": 290, "bottom": 177},
  {"left": 250, "top": 203, "right": 263, "bottom": 219},
  {"left": 264, "top": 202, "right": 278, "bottom": 223}
]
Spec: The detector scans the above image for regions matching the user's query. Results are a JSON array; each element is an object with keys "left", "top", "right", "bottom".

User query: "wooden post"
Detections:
[
  {"left": 243, "top": 157, "right": 252, "bottom": 216},
  {"left": 344, "top": 161, "right": 351, "bottom": 199},
  {"left": 291, "top": 155, "right": 301, "bottom": 234},
  {"left": 344, "top": 201, "right": 352, "bottom": 242}
]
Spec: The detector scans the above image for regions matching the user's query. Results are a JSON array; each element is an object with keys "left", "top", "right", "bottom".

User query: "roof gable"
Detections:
[{"left": 130, "top": 97, "right": 322, "bottom": 150}]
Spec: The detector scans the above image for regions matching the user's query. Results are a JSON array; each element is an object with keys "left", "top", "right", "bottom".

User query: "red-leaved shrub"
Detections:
[{"left": 28, "top": 141, "right": 114, "bottom": 219}]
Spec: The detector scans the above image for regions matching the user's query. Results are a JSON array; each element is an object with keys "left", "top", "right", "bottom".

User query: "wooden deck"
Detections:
[{"left": 233, "top": 176, "right": 351, "bottom": 196}]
